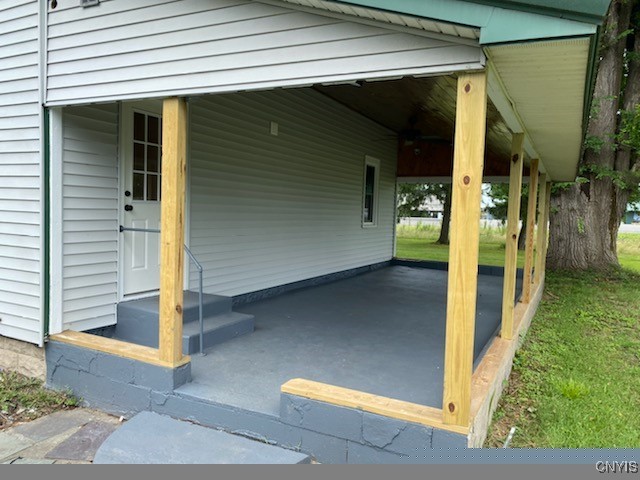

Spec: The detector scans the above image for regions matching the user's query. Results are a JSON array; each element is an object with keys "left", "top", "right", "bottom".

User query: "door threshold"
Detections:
[{"left": 121, "top": 290, "right": 160, "bottom": 302}]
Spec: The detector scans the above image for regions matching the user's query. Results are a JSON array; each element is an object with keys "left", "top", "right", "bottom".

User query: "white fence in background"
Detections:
[
  {"left": 398, "top": 217, "right": 640, "bottom": 233},
  {"left": 399, "top": 217, "right": 507, "bottom": 229}
]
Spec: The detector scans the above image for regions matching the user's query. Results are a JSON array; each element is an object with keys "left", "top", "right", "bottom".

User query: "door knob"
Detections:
[{"left": 124, "top": 204, "right": 133, "bottom": 212}]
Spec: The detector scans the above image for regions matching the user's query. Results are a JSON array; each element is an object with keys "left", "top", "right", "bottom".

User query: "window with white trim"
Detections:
[{"left": 362, "top": 156, "right": 380, "bottom": 226}]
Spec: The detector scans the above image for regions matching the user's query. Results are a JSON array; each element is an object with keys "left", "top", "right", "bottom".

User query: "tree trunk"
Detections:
[
  {"left": 614, "top": 20, "right": 640, "bottom": 220},
  {"left": 548, "top": 183, "right": 620, "bottom": 270},
  {"left": 436, "top": 184, "right": 452, "bottom": 244},
  {"left": 547, "top": 0, "right": 634, "bottom": 271}
]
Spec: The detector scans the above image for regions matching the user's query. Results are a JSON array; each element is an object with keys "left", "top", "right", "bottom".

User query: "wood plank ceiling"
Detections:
[{"left": 315, "top": 75, "right": 516, "bottom": 178}]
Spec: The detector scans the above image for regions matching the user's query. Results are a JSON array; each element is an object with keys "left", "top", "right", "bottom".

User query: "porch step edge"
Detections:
[
  {"left": 182, "top": 312, "right": 255, "bottom": 354},
  {"left": 117, "top": 291, "right": 233, "bottom": 323}
]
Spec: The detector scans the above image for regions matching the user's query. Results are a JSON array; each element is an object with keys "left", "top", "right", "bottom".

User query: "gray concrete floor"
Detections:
[{"left": 177, "top": 266, "right": 520, "bottom": 416}]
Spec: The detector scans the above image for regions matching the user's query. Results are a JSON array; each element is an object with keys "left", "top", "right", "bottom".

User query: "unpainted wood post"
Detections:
[
  {"left": 442, "top": 71, "right": 487, "bottom": 427},
  {"left": 500, "top": 133, "right": 524, "bottom": 340},
  {"left": 158, "top": 97, "right": 188, "bottom": 365},
  {"left": 540, "top": 182, "right": 552, "bottom": 277},
  {"left": 533, "top": 174, "right": 548, "bottom": 285},
  {"left": 522, "top": 159, "right": 539, "bottom": 303}
]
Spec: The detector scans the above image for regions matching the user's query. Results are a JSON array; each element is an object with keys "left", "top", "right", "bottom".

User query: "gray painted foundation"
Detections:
[
  {"left": 46, "top": 342, "right": 191, "bottom": 415},
  {"left": 46, "top": 264, "right": 519, "bottom": 462},
  {"left": 232, "top": 261, "right": 391, "bottom": 305},
  {"left": 46, "top": 338, "right": 466, "bottom": 463}
]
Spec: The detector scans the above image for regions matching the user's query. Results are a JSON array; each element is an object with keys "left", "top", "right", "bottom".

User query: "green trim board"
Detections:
[{"left": 323, "top": 0, "right": 603, "bottom": 44}]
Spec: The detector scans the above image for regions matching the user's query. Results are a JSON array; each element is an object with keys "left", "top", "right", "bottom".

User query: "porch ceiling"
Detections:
[
  {"left": 315, "top": 75, "right": 514, "bottom": 168},
  {"left": 317, "top": 36, "right": 592, "bottom": 182}
]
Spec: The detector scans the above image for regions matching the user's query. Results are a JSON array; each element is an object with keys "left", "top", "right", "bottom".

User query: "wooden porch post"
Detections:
[
  {"left": 540, "top": 182, "right": 552, "bottom": 278},
  {"left": 533, "top": 174, "right": 548, "bottom": 285},
  {"left": 442, "top": 71, "right": 487, "bottom": 427},
  {"left": 521, "top": 158, "right": 539, "bottom": 303},
  {"left": 500, "top": 133, "right": 524, "bottom": 340},
  {"left": 158, "top": 97, "right": 188, "bottom": 365}
]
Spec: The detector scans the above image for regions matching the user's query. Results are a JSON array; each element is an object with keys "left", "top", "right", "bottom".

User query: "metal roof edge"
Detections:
[
  {"left": 323, "top": 0, "right": 602, "bottom": 44},
  {"left": 463, "top": 0, "right": 609, "bottom": 25}
]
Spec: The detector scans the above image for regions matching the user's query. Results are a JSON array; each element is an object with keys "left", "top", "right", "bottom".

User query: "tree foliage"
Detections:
[
  {"left": 397, "top": 183, "right": 452, "bottom": 244},
  {"left": 397, "top": 183, "right": 449, "bottom": 218}
]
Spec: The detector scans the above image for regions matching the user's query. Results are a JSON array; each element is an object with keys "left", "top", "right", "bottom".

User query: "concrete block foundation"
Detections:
[
  {"left": 46, "top": 341, "right": 191, "bottom": 416},
  {"left": 46, "top": 338, "right": 468, "bottom": 463}
]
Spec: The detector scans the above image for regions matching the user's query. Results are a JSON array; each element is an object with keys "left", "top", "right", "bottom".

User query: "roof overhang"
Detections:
[
  {"left": 276, "top": 0, "right": 608, "bottom": 181},
  {"left": 277, "top": 0, "right": 604, "bottom": 44},
  {"left": 486, "top": 38, "right": 593, "bottom": 181}
]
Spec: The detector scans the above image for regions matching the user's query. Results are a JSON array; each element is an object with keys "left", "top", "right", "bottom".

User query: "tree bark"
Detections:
[
  {"left": 614, "top": 19, "right": 640, "bottom": 221},
  {"left": 547, "top": 0, "right": 634, "bottom": 271},
  {"left": 436, "top": 183, "right": 452, "bottom": 244}
]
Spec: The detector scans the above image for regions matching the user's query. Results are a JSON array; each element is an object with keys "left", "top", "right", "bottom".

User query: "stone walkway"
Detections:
[{"left": 0, "top": 409, "right": 122, "bottom": 464}]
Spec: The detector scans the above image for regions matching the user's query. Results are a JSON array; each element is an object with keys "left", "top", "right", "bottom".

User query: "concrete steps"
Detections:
[
  {"left": 182, "top": 312, "right": 254, "bottom": 354},
  {"left": 93, "top": 412, "right": 310, "bottom": 464},
  {"left": 115, "top": 291, "right": 254, "bottom": 354}
]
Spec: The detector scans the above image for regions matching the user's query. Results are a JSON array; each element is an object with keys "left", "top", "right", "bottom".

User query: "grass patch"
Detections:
[
  {"left": 396, "top": 224, "right": 525, "bottom": 267},
  {"left": 0, "top": 370, "right": 79, "bottom": 430},
  {"left": 618, "top": 234, "right": 640, "bottom": 273},
  {"left": 485, "top": 269, "right": 640, "bottom": 447}
]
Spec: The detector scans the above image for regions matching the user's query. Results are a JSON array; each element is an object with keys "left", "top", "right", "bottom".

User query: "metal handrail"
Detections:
[{"left": 120, "top": 225, "right": 206, "bottom": 356}]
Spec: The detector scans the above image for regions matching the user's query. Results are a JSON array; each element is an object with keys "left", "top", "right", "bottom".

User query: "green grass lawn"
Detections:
[
  {"left": 485, "top": 269, "right": 640, "bottom": 447},
  {"left": 618, "top": 233, "right": 640, "bottom": 273},
  {"left": 396, "top": 224, "right": 525, "bottom": 267},
  {"left": 397, "top": 225, "right": 640, "bottom": 447}
]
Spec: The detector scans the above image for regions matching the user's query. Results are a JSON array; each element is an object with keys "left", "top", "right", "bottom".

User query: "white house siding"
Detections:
[
  {"left": 0, "top": 0, "right": 41, "bottom": 343},
  {"left": 188, "top": 88, "right": 396, "bottom": 296},
  {"left": 61, "top": 104, "right": 119, "bottom": 331},
  {"left": 45, "top": 0, "right": 483, "bottom": 106}
]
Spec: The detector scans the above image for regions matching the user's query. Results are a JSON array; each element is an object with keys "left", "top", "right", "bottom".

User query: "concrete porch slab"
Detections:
[{"left": 178, "top": 265, "right": 521, "bottom": 415}]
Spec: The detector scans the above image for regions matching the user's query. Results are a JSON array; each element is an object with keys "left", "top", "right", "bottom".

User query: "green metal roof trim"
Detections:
[
  {"left": 467, "top": 0, "right": 610, "bottom": 24},
  {"left": 325, "top": 0, "right": 608, "bottom": 44}
]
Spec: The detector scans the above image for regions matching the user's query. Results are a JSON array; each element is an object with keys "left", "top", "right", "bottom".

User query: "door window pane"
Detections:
[
  {"left": 133, "top": 173, "right": 144, "bottom": 200},
  {"left": 134, "top": 112, "right": 145, "bottom": 142},
  {"left": 147, "top": 145, "right": 159, "bottom": 172},
  {"left": 147, "top": 174, "right": 159, "bottom": 201},
  {"left": 134, "top": 143, "right": 145, "bottom": 171},
  {"left": 147, "top": 115, "right": 159, "bottom": 144}
]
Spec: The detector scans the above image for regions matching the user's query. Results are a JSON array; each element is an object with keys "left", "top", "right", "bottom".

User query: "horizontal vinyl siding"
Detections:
[
  {"left": 46, "top": 0, "right": 483, "bottom": 105},
  {"left": 62, "top": 104, "right": 119, "bottom": 331},
  {"left": 189, "top": 88, "right": 396, "bottom": 296},
  {"left": 0, "top": 0, "right": 41, "bottom": 343}
]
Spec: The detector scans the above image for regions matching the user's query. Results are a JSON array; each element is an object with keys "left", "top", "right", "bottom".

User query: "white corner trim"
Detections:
[{"left": 49, "top": 108, "right": 64, "bottom": 335}]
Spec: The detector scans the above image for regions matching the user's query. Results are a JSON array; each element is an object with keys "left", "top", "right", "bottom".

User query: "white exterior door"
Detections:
[{"left": 121, "top": 103, "right": 163, "bottom": 296}]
